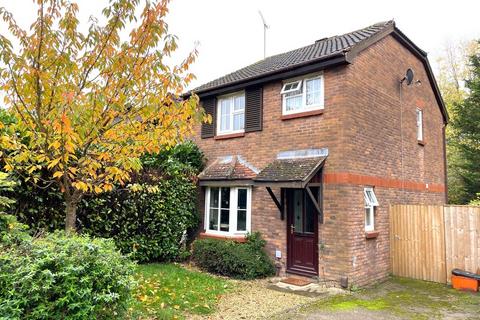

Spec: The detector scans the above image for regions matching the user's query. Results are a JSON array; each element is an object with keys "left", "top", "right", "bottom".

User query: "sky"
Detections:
[{"left": 1, "top": 0, "right": 479, "bottom": 90}]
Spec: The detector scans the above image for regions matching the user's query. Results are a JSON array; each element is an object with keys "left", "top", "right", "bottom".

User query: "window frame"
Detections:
[
  {"left": 281, "top": 73, "right": 324, "bottom": 116},
  {"left": 363, "top": 187, "right": 378, "bottom": 232},
  {"left": 216, "top": 91, "right": 245, "bottom": 136},
  {"left": 280, "top": 80, "right": 302, "bottom": 94},
  {"left": 416, "top": 108, "right": 424, "bottom": 141},
  {"left": 204, "top": 186, "right": 252, "bottom": 236}
]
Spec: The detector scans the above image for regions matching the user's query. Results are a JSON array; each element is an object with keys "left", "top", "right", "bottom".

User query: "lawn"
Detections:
[{"left": 129, "top": 263, "right": 231, "bottom": 319}]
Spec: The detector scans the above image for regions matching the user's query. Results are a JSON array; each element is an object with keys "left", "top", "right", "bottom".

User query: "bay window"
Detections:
[
  {"left": 217, "top": 92, "right": 245, "bottom": 135},
  {"left": 205, "top": 187, "right": 251, "bottom": 235}
]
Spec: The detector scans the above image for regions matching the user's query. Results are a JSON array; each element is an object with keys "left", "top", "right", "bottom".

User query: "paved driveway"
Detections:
[{"left": 274, "top": 277, "right": 480, "bottom": 320}]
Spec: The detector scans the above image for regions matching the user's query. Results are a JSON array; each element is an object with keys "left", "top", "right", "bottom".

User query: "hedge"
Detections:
[
  {"left": 77, "top": 174, "right": 198, "bottom": 263},
  {"left": 192, "top": 233, "right": 276, "bottom": 279},
  {"left": 4, "top": 141, "right": 204, "bottom": 263}
]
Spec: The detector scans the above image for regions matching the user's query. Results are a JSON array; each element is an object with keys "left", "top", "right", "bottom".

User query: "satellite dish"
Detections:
[{"left": 405, "top": 68, "right": 414, "bottom": 86}]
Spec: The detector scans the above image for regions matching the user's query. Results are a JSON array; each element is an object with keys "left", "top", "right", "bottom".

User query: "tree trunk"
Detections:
[
  {"left": 64, "top": 192, "right": 81, "bottom": 233},
  {"left": 65, "top": 199, "right": 77, "bottom": 233}
]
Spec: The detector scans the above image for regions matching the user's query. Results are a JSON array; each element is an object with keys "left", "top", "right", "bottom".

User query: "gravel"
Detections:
[{"left": 188, "top": 278, "right": 317, "bottom": 320}]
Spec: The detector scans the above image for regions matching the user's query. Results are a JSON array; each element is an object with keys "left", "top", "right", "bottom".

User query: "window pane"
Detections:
[
  {"left": 210, "top": 187, "right": 219, "bottom": 208},
  {"left": 220, "top": 187, "right": 230, "bottom": 208},
  {"left": 238, "top": 189, "right": 247, "bottom": 210},
  {"left": 237, "top": 210, "right": 246, "bottom": 231},
  {"left": 220, "top": 99, "right": 231, "bottom": 131},
  {"left": 306, "top": 78, "right": 320, "bottom": 92},
  {"left": 209, "top": 208, "right": 218, "bottom": 230},
  {"left": 234, "top": 95, "right": 245, "bottom": 111},
  {"left": 293, "top": 190, "right": 303, "bottom": 233},
  {"left": 417, "top": 109, "right": 423, "bottom": 140},
  {"left": 233, "top": 113, "right": 244, "bottom": 131},
  {"left": 365, "top": 207, "right": 373, "bottom": 230},
  {"left": 220, "top": 209, "right": 229, "bottom": 231},
  {"left": 285, "top": 95, "right": 302, "bottom": 111},
  {"left": 305, "top": 187, "right": 318, "bottom": 234},
  {"left": 306, "top": 78, "right": 321, "bottom": 106}
]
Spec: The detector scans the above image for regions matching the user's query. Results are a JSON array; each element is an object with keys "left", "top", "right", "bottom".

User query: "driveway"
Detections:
[{"left": 275, "top": 277, "right": 480, "bottom": 320}]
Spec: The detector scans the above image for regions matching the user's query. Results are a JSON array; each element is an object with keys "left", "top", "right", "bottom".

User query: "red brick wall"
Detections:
[
  {"left": 338, "top": 35, "right": 446, "bottom": 286},
  {"left": 193, "top": 34, "right": 447, "bottom": 286}
]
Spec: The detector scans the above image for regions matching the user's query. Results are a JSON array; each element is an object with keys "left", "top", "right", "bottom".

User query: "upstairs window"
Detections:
[
  {"left": 217, "top": 92, "right": 245, "bottom": 135},
  {"left": 364, "top": 187, "right": 379, "bottom": 232},
  {"left": 281, "top": 74, "right": 324, "bottom": 115},
  {"left": 416, "top": 108, "right": 423, "bottom": 141}
]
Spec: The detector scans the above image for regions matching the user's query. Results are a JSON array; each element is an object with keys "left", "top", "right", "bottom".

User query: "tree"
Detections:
[
  {"left": 0, "top": 0, "right": 205, "bottom": 232},
  {"left": 450, "top": 41, "right": 480, "bottom": 203},
  {"left": 437, "top": 40, "right": 479, "bottom": 203}
]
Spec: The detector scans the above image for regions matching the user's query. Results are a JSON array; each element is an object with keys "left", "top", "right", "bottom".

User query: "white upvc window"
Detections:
[
  {"left": 217, "top": 91, "right": 245, "bottom": 135},
  {"left": 280, "top": 80, "right": 302, "bottom": 94},
  {"left": 281, "top": 73, "right": 324, "bottom": 115},
  {"left": 416, "top": 108, "right": 423, "bottom": 141},
  {"left": 364, "top": 187, "right": 379, "bottom": 232},
  {"left": 205, "top": 187, "right": 251, "bottom": 235}
]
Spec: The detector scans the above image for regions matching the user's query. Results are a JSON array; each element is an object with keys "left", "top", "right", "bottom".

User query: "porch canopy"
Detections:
[
  {"left": 253, "top": 156, "right": 326, "bottom": 188},
  {"left": 253, "top": 149, "right": 327, "bottom": 222},
  {"left": 198, "top": 149, "right": 327, "bottom": 222}
]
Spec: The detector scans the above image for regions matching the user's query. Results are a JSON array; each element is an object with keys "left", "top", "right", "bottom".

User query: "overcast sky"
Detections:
[{"left": 1, "top": 0, "right": 479, "bottom": 90}]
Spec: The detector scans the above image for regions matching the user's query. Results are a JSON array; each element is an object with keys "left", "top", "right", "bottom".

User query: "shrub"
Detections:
[
  {"left": 78, "top": 175, "right": 199, "bottom": 263},
  {"left": 4, "top": 141, "right": 205, "bottom": 263},
  {"left": 0, "top": 232, "right": 135, "bottom": 320},
  {"left": 192, "top": 232, "right": 275, "bottom": 280}
]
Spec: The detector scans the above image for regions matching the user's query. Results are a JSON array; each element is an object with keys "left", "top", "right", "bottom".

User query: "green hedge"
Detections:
[
  {"left": 78, "top": 175, "right": 198, "bottom": 263},
  {"left": 192, "top": 233, "right": 275, "bottom": 280},
  {"left": 4, "top": 141, "right": 204, "bottom": 263},
  {"left": 0, "top": 231, "right": 135, "bottom": 319}
]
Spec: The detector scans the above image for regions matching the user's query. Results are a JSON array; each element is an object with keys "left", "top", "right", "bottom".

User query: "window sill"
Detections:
[
  {"left": 199, "top": 232, "right": 247, "bottom": 243},
  {"left": 365, "top": 231, "right": 379, "bottom": 239},
  {"left": 214, "top": 132, "right": 245, "bottom": 140},
  {"left": 281, "top": 109, "right": 324, "bottom": 120},
  {"left": 417, "top": 140, "right": 426, "bottom": 146}
]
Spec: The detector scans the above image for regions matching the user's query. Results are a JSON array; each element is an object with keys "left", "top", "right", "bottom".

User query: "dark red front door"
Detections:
[{"left": 286, "top": 188, "right": 319, "bottom": 276}]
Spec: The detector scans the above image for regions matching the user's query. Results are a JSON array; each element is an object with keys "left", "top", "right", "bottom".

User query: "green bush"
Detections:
[
  {"left": 78, "top": 175, "right": 199, "bottom": 263},
  {"left": 3, "top": 141, "right": 205, "bottom": 263},
  {"left": 192, "top": 232, "right": 275, "bottom": 280},
  {"left": 0, "top": 232, "right": 135, "bottom": 319}
]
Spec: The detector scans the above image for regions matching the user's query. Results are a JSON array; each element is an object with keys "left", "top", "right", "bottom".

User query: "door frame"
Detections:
[{"left": 286, "top": 188, "right": 319, "bottom": 276}]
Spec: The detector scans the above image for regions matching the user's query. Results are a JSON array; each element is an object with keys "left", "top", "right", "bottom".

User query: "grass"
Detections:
[
  {"left": 129, "top": 263, "right": 231, "bottom": 320},
  {"left": 300, "top": 276, "right": 480, "bottom": 319}
]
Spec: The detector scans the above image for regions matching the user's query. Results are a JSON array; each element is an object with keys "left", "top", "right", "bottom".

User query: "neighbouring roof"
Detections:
[
  {"left": 194, "top": 21, "right": 394, "bottom": 94},
  {"left": 198, "top": 155, "right": 258, "bottom": 181},
  {"left": 191, "top": 20, "right": 448, "bottom": 123},
  {"left": 254, "top": 156, "right": 327, "bottom": 186}
]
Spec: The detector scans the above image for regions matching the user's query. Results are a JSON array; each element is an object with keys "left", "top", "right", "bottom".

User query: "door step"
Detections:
[{"left": 280, "top": 277, "right": 312, "bottom": 287}]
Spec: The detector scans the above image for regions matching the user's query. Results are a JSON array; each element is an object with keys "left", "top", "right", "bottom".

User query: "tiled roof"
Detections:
[
  {"left": 254, "top": 157, "right": 327, "bottom": 183},
  {"left": 193, "top": 21, "right": 394, "bottom": 93},
  {"left": 198, "top": 155, "right": 258, "bottom": 180}
]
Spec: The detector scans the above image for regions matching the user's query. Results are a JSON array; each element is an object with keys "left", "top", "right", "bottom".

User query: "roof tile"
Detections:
[{"left": 193, "top": 21, "right": 393, "bottom": 93}]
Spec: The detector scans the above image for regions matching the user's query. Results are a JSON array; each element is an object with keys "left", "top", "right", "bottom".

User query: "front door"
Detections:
[{"left": 286, "top": 188, "right": 319, "bottom": 276}]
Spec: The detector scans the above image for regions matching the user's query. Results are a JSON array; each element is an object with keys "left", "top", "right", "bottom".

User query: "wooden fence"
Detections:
[{"left": 390, "top": 204, "right": 480, "bottom": 283}]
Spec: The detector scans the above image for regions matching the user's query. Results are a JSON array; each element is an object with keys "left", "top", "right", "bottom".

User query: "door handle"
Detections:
[{"left": 290, "top": 224, "right": 295, "bottom": 235}]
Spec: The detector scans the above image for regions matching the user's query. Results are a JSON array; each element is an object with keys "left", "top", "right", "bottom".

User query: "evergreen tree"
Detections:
[{"left": 452, "top": 42, "right": 480, "bottom": 203}]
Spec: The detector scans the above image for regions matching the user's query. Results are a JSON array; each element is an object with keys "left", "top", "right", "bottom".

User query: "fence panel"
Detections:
[
  {"left": 444, "top": 205, "right": 480, "bottom": 282},
  {"left": 390, "top": 204, "right": 446, "bottom": 283}
]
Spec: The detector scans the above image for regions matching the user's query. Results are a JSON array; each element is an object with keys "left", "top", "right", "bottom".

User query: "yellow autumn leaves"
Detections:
[{"left": 0, "top": 0, "right": 205, "bottom": 204}]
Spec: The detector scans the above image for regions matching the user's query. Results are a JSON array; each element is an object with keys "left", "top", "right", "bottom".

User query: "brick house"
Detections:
[{"left": 190, "top": 21, "right": 448, "bottom": 286}]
